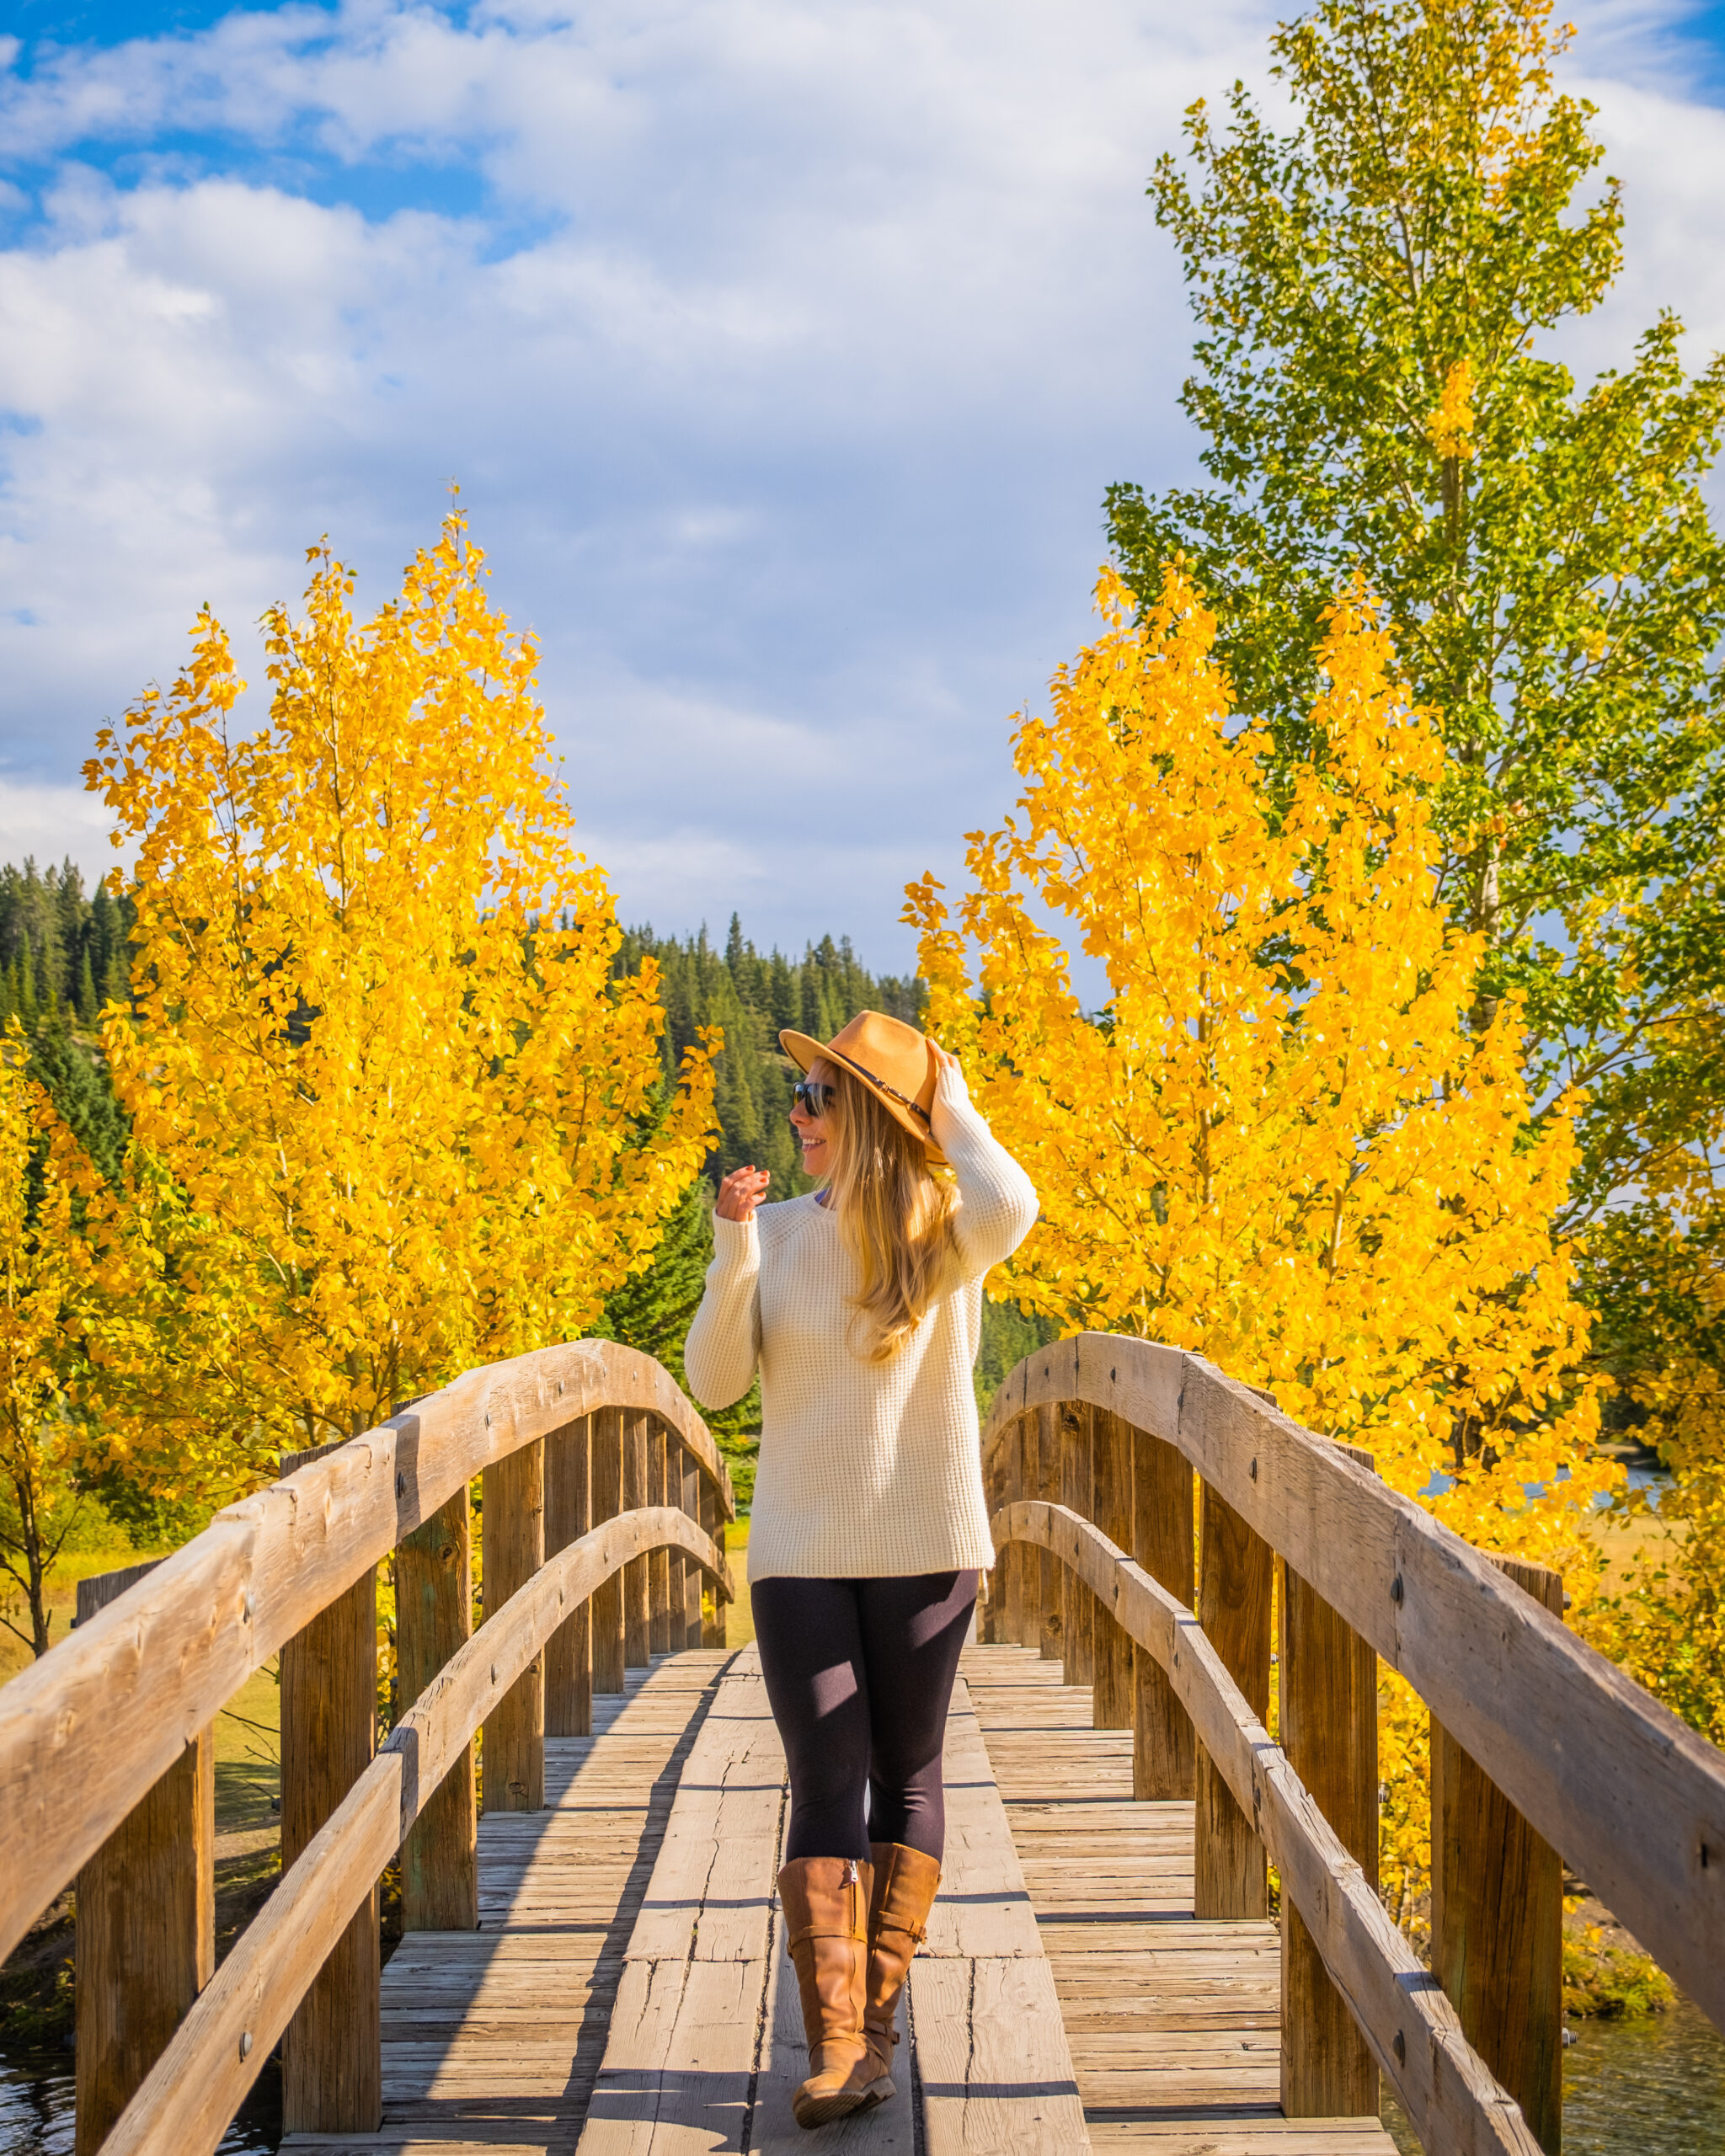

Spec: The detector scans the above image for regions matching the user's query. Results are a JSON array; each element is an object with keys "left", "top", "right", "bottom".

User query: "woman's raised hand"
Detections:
[{"left": 716, "top": 1166, "right": 771, "bottom": 1223}]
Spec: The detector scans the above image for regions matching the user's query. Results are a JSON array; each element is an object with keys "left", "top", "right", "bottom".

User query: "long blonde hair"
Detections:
[{"left": 812, "top": 1058, "right": 959, "bottom": 1363}]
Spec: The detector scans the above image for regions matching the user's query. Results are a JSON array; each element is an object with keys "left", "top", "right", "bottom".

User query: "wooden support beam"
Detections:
[
  {"left": 1090, "top": 1407, "right": 1135, "bottom": 1730},
  {"left": 700, "top": 1476, "right": 725, "bottom": 1646},
  {"left": 481, "top": 1438, "right": 544, "bottom": 1812},
  {"left": 395, "top": 1481, "right": 478, "bottom": 1930},
  {"left": 590, "top": 1406, "right": 627, "bottom": 1692},
  {"left": 681, "top": 1451, "right": 703, "bottom": 1649},
  {"left": 979, "top": 1445, "right": 1004, "bottom": 1643},
  {"left": 73, "top": 1565, "right": 213, "bottom": 2156},
  {"left": 649, "top": 1419, "right": 673, "bottom": 1655},
  {"left": 623, "top": 1409, "right": 651, "bottom": 1668},
  {"left": 1130, "top": 1423, "right": 1196, "bottom": 1799},
  {"left": 1194, "top": 1481, "right": 1271, "bottom": 1919},
  {"left": 1279, "top": 1442, "right": 1379, "bottom": 2120},
  {"left": 1433, "top": 1556, "right": 1566, "bottom": 2156},
  {"left": 545, "top": 1417, "right": 593, "bottom": 1737},
  {"left": 1060, "top": 1402, "right": 1096, "bottom": 1682},
  {"left": 1037, "top": 1402, "right": 1063, "bottom": 1660},
  {"left": 1004, "top": 1415, "right": 1028, "bottom": 1646},
  {"left": 280, "top": 1439, "right": 380, "bottom": 2135}
]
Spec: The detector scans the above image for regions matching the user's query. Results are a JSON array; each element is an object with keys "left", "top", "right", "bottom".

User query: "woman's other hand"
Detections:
[
  {"left": 716, "top": 1166, "right": 771, "bottom": 1223},
  {"left": 930, "top": 1042, "right": 969, "bottom": 1096}
]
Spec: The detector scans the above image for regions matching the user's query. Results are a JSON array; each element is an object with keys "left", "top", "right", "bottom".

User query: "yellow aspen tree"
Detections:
[
  {"left": 83, "top": 515, "right": 717, "bottom": 1465},
  {"left": 905, "top": 563, "right": 1611, "bottom": 1924},
  {"left": 0, "top": 1037, "right": 106, "bottom": 1657}
]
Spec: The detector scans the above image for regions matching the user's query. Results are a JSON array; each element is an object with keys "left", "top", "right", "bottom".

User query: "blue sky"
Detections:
[{"left": 3, "top": 0, "right": 1724, "bottom": 966}]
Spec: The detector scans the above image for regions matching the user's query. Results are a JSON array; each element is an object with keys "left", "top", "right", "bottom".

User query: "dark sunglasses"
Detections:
[{"left": 791, "top": 1079, "right": 835, "bottom": 1116}]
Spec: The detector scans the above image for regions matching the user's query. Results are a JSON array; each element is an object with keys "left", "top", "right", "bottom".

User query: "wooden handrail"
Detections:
[
  {"left": 980, "top": 1337, "right": 1725, "bottom": 2035},
  {"left": 1006, "top": 1500, "right": 1541, "bottom": 2156},
  {"left": 101, "top": 1505, "right": 727, "bottom": 2156},
  {"left": 0, "top": 1338, "right": 734, "bottom": 1967}
]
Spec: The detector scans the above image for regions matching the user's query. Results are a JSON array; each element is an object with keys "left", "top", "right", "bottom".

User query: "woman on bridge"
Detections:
[{"left": 686, "top": 1009, "right": 1038, "bottom": 2129}]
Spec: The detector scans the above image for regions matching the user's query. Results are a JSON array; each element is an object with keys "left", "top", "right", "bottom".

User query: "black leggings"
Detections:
[{"left": 752, "top": 1571, "right": 977, "bottom": 1864}]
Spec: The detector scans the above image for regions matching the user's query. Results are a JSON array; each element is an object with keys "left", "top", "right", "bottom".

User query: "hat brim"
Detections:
[{"left": 780, "top": 1028, "right": 948, "bottom": 1168}]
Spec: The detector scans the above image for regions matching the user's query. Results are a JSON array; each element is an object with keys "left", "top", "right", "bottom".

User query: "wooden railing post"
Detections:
[
  {"left": 280, "top": 1442, "right": 381, "bottom": 2134},
  {"left": 1059, "top": 1401, "right": 1094, "bottom": 1687},
  {"left": 1036, "top": 1401, "right": 1063, "bottom": 1661},
  {"left": 397, "top": 1481, "right": 478, "bottom": 1929},
  {"left": 73, "top": 1562, "right": 214, "bottom": 2156},
  {"left": 1003, "top": 1415, "right": 1028, "bottom": 1647},
  {"left": 590, "top": 1406, "right": 627, "bottom": 1692},
  {"left": 980, "top": 1446, "right": 1004, "bottom": 1644},
  {"left": 1279, "top": 1440, "right": 1379, "bottom": 2118},
  {"left": 699, "top": 1476, "right": 726, "bottom": 1646},
  {"left": 482, "top": 1436, "right": 544, "bottom": 1811},
  {"left": 623, "top": 1408, "right": 652, "bottom": 1669},
  {"left": 665, "top": 1440, "right": 684, "bottom": 1654},
  {"left": 545, "top": 1416, "right": 593, "bottom": 1737},
  {"left": 1194, "top": 1481, "right": 1273, "bottom": 1919},
  {"left": 1130, "top": 1424, "right": 1196, "bottom": 1799},
  {"left": 681, "top": 1449, "right": 704, "bottom": 1649},
  {"left": 1432, "top": 1556, "right": 1565, "bottom": 2155},
  {"left": 649, "top": 1418, "right": 673, "bottom": 1656},
  {"left": 1091, "top": 1407, "right": 1135, "bottom": 1730}
]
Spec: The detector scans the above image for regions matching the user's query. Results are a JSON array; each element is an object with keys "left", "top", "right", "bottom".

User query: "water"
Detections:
[
  {"left": 1381, "top": 1996, "right": 1725, "bottom": 2152},
  {"left": 0, "top": 2053, "right": 279, "bottom": 2152}
]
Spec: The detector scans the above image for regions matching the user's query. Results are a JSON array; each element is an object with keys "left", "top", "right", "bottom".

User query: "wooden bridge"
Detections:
[{"left": 5, "top": 1335, "right": 1723, "bottom": 2155}]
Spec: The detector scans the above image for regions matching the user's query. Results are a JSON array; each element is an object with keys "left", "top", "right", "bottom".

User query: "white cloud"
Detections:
[
  {"left": 0, "top": 780, "right": 124, "bottom": 887},
  {"left": 0, "top": 0, "right": 1722, "bottom": 964}
]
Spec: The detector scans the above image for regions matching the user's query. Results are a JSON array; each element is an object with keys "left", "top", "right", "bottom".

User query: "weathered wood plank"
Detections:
[
  {"left": 1130, "top": 1424, "right": 1195, "bottom": 1801},
  {"left": 1432, "top": 1556, "right": 1565, "bottom": 2156},
  {"left": 1060, "top": 1404, "right": 1095, "bottom": 1689},
  {"left": 483, "top": 1439, "right": 545, "bottom": 1813},
  {"left": 1194, "top": 1484, "right": 1270, "bottom": 1922},
  {"left": 545, "top": 1417, "right": 594, "bottom": 1740},
  {"left": 591, "top": 1407, "right": 628, "bottom": 1695},
  {"left": 911, "top": 1956, "right": 1090, "bottom": 2153},
  {"left": 396, "top": 1481, "right": 478, "bottom": 1932},
  {"left": 1091, "top": 1409, "right": 1135, "bottom": 1732},
  {"left": 1279, "top": 1449, "right": 1379, "bottom": 2122},
  {"left": 73, "top": 1726, "right": 213, "bottom": 2155},
  {"left": 649, "top": 1421, "right": 673, "bottom": 1657},
  {"left": 623, "top": 1412, "right": 651, "bottom": 1670},
  {"left": 279, "top": 1502, "right": 381, "bottom": 2136}
]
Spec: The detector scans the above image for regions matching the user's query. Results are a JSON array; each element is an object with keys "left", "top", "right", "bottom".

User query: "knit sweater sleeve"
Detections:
[
  {"left": 933, "top": 1066, "right": 1039, "bottom": 1280},
  {"left": 683, "top": 1214, "right": 761, "bottom": 1411}
]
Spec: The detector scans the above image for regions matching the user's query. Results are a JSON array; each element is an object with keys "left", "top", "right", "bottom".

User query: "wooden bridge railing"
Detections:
[
  {"left": 0, "top": 1338, "right": 737, "bottom": 2156},
  {"left": 980, "top": 1333, "right": 1725, "bottom": 2156}
]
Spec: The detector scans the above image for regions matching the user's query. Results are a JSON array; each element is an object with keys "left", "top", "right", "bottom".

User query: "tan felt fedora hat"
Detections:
[{"left": 779, "top": 1009, "right": 947, "bottom": 1167}]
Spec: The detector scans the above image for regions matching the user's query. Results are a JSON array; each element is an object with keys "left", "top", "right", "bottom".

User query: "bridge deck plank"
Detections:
[
  {"left": 962, "top": 1644, "right": 1399, "bottom": 2156},
  {"left": 280, "top": 1651, "right": 729, "bottom": 2156}
]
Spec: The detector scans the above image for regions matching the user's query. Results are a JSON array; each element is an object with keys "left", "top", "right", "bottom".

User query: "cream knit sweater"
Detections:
[{"left": 685, "top": 1069, "right": 1038, "bottom": 1582}]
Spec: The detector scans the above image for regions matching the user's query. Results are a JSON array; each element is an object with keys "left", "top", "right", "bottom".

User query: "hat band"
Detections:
[{"left": 836, "top": 1053, "right": 932, "bottom": 1127}]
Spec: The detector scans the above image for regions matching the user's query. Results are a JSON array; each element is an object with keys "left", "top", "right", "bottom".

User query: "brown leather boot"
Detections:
[
  {"left": 862, "top": 1842, "right": 942, "bottom": 2094},
  {"left": 777, "top": 1855, "right": 886, "bottom": 2127}
]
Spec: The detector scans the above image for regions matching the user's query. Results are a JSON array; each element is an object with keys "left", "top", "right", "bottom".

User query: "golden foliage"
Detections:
[
  {"left": 82, "top": 514, "right": 717, "bottom": 1465},
  {"left": 905, "top": 563, "right": 1613, "bottom": 1923},
  {"left": 1425, "top": 355, "right": 1478, "bottom": 462},
  {"left": 0, "top": 1034, "right": 107, "bottom": 1652}
]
